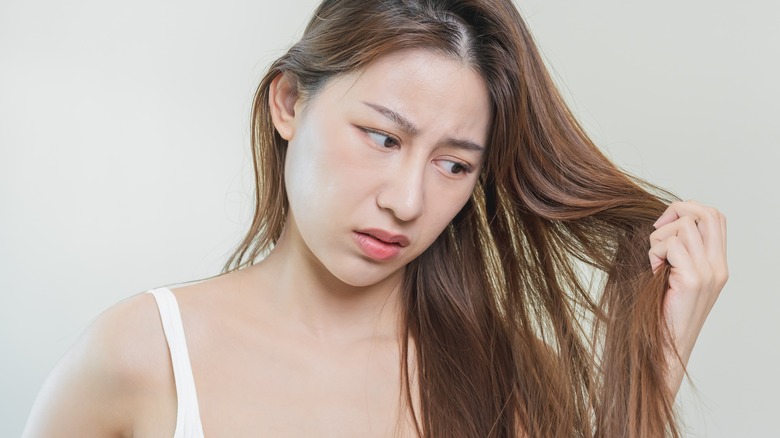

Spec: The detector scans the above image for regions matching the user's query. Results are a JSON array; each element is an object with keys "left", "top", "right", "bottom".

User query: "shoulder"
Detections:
[
  {"left": 81, "top": 291, "right": 172, "bottom": 386},
  {"left": 24, "top": 291, "right": 173, "bottom": 437}
]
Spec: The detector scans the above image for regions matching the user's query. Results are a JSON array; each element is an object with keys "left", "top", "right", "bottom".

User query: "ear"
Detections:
[{"left": 269, "top": 73, "right": 300, "bottom": 141}]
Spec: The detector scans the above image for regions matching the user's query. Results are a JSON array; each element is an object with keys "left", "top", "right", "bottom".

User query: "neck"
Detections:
[{"left": 246, "top": 226, "right": 407, "bottom": 343}]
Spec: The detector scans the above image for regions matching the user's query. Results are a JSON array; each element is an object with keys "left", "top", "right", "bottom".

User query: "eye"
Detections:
[
  {"left": 436, "top": 159, "right": 473, "bottom": 176},
  {"left": 363, "top": 128, "right": 399, "bottom": 149}
]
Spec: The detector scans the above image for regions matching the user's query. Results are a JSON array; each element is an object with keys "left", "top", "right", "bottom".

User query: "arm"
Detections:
[
  {"left": 648, "top": 200, "right": 729, "bottom": 396},
  {"left": 23, "top": 293, "right": 169, "bottom": 438}
]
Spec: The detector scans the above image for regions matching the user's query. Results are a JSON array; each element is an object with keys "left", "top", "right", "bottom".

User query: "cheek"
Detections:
[
  {"left": 284, "top": 120, "right": 377, "bottom": 216},
  {"left": 284, "top": 140, "right": 318, "bottom": 213}
]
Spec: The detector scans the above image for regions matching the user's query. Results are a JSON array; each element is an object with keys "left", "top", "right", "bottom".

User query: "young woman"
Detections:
[{"left": 23, "top": 0, "right": 728, "bottom": 436}]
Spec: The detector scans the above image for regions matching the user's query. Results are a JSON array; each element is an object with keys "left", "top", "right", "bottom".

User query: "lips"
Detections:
[
  {"left": 357, "top": 228, "right": 410, "bottom": 247},
  {"left": 353, "top": 228, "right": 410, "bottom": 261}
]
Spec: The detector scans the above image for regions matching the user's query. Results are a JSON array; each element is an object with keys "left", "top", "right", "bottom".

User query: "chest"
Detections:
[
  {"left": 136, "top": 323, "right": 418, "bottom": 437},
  {"left": 208, "top": 342, "right": 411, "bottom": 436}
]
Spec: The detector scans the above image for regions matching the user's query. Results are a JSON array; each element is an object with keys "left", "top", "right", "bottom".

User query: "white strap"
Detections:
[{"left": 148, "top": 288, "right": 205, "bottom": 438}]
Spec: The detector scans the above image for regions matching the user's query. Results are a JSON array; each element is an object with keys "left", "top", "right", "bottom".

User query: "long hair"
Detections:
[{"left": 225, "top": 0, "right": 681, "bottom": 436}]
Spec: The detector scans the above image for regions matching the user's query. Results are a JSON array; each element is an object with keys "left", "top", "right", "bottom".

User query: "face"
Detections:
[{"left": 274, "top": 49, "right": 491, "bottom": 288}]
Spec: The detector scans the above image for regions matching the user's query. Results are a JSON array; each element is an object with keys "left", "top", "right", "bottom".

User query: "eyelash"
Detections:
[
  {"left": 360, "top": 127, "right": 474, "bottom": 176},
  {"left": 437, "top": 159, "right": 473, "bottom": 176},
  {"left": 362, "top": 128, "right": 400, "bottom": 149}
]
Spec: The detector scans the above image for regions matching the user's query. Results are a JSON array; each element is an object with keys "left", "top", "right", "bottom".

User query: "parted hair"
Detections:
[{"left": 226, "top": 0, "right": 681, "bottom": 436}]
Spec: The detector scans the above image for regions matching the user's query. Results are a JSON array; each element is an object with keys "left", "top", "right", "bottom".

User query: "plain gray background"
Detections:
[{"left": 2, "top": 0, "right": 778, "bottom": 436}]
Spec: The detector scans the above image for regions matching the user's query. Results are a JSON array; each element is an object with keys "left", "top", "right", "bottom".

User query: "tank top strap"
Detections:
[{"left": 148, "top": 288, "right": 205, "bottom": 438}]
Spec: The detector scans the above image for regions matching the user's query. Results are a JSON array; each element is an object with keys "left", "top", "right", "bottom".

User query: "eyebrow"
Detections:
[{"left": 362, "top": 101, "right": 485, "bottom": 153}]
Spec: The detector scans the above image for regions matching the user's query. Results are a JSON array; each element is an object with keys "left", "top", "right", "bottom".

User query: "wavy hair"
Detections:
[{"left": 225, "top": 0, "right": 681, "bottom": 436}]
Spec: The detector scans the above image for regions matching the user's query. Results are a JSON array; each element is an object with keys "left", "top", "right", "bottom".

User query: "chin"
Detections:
[{"left": 328, "top": 260, "right": 405, "bottom": 289}]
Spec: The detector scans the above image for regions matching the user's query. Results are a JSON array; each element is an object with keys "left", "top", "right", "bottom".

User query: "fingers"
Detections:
[
  {"left": 653, "top": 200, "right": 727, "bottom": 263},
  {"left": 652, "top": 206, "right": 680, "bottom": 230},
  {"left": 649, "top": 200, "right": 728, "bottom": 283},
  {"left": 649, "top": 215, "right": 707, "bottom": 272},
  {"left": 648, "top": 235, "right": 696, "bottom": 278}
]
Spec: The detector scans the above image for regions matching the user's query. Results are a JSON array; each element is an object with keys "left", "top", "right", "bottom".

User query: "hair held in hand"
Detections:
[{"left": 227, "top": 0, "right": 681, "bottom": 436}]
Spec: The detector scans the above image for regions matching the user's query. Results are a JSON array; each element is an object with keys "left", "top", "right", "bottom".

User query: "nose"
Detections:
[{"left": 376, "top": 163, "right": 425, "bottom": 222}]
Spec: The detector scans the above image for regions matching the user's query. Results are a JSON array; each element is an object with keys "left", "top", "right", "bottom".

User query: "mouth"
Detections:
[
  {"left": 353, "top": 229, "right": 410, "bottom": 261},
  {"left": 355, "top": 228, "right": 410, "bottom": 247}
]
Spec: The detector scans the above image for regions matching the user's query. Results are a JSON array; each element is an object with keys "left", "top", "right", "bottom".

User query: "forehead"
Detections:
[{"left": 309, "top": 49, "right": 492, "bottom": 145}]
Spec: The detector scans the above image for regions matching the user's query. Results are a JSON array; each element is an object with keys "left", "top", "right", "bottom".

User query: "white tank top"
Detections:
[{"left": 148, "top": 288, "right": 205, "bottom": 438}]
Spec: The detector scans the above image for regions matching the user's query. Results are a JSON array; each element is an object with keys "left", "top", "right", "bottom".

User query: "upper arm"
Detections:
[{"left": 23, "top": 293, "right": 170, "bottom": 438}]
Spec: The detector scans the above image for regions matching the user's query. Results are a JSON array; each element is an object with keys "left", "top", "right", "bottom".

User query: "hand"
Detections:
[{"left": 649, "top": 200, "right": 728, "bottom": 376}]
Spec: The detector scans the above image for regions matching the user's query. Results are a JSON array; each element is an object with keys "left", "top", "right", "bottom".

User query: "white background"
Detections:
[{"left": 2, "top": 0, "right": 778, "bottom": 436}]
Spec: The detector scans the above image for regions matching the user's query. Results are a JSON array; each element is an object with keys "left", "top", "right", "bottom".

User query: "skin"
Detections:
[
  {"left": 23, "top": 49, "right": 490, "bottom": 437},
  {"left": 651, "top": 200, "right": 729, "bottom": 395},
  {"left": 22, "top": 49, "right": 728, "bottom": 437}
]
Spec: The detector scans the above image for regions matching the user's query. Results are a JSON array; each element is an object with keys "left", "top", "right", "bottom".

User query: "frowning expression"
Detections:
[{"left": 273, "top": 49, "right": 491, "bottom": 287}]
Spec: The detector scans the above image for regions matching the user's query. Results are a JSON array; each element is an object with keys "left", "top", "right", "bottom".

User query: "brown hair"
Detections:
[{"left": 226, "top": 0, "right": 681, "bottom": 436}]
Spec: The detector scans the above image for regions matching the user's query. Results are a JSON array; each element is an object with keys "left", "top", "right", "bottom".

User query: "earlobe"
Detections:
[{"left": 269, "top": 73, "right": 299, "bottom": 141}]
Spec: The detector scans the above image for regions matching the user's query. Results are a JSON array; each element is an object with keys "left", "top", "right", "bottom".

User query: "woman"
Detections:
[{"left": 23, "top": 0, "right": 728, "bottom": 436}]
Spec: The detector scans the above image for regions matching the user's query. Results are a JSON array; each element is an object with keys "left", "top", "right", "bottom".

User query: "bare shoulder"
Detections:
[
  {"left": 85, "top": 291, "right": 172, "bottom": 383},
  {"left": 23, "top": 292, "right": 174, "bottom": 438}
]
